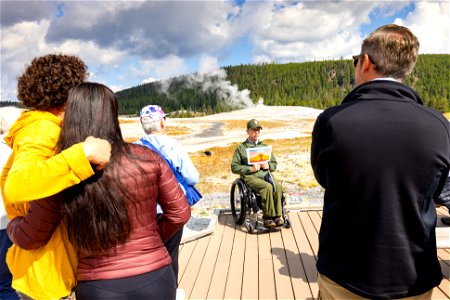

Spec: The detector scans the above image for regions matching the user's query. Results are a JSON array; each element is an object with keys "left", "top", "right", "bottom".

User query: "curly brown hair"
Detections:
[{"left": 17, "top": 54, "right": 88, "bottom": 110}]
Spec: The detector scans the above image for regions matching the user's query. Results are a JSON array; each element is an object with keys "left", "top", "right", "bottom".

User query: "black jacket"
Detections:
[{"left": 311, "top": 80, "right": 450, "bottom": 299}]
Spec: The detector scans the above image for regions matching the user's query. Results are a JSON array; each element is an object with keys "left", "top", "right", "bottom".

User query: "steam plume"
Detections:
[{"left": 159, "top": 68, "right": 258, "bottom": 109}]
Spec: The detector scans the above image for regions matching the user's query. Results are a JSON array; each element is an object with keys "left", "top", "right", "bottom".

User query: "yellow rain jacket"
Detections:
[{"left": 1, "top": 110, "right": 94, "bottom": 299}]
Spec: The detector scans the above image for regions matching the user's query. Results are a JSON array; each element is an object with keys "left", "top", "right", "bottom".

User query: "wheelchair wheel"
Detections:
[
  {"left": 246, "top": 222, "right": 255, "bottom": 234},
  {"left": 283, "top": 218, "right": 291, "bottom": 228},
  {"left": 230, "top": 179, "right": 247, "bottom": 225}
]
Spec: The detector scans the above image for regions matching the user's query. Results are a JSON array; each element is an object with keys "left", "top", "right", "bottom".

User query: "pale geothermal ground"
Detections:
[
  {"left": 120, "top": 104, "right": 324, "bottom": 197},
  {"left": 1, "top": 104, "right": 324, "bottom": 203},
  {"left": 2, "top": 105, "right": 450, "bottom": 244}
]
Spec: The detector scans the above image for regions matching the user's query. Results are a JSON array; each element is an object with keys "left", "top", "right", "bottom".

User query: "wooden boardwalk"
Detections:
[{"left": 178, "top": 207, "right": 450, "bottom": 300}]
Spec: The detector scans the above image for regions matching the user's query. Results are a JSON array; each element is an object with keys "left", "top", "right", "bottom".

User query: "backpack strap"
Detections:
[
  {"left": 140, "top": 138, "right": 202, "bottom": 205},
  {"left": 139, "top": 138, "right": 190, "bottom": 191}
]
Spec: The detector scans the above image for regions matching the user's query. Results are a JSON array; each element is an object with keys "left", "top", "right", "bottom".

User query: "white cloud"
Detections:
[
  {"left": 1, "top": 0, "right": 448, "bottom": 101},
  {"left": 237, "top": 1, "right": 375, "bottom": 63},
  {"left": 395, "top": 2, "right": 449, "bottom": 54},
  {"left": 151, "top": 55, "right": 190, "bottom": 80},
  {"left": 45, "top": 1, "right": 238, "bottom": 58},
  {"left": 1, "top": 1, "right": 241, "bottom": 99},
  {"left": 0, "top": 20, "right": 51, "bottom": 100},
  {"left": 239, "top": 1, "right": 450, "bottom": 64},
  {"left": 123, "top": 55, "right": 189, "bottom": 89},
  {"left": 0, "top": 17, "right": 129, "bottom": 100},
  {"left": 142, "top": 77, "right": 160, "bottom": 84},
  {"left": 198, "top": 55, "right": 220, "bottom": 74},
  {"left": 109, "top": 85, "right": 128, "bottom": 93}
]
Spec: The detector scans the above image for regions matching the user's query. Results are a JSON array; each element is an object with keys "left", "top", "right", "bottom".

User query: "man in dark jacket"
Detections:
[{"left": 311, "top": 24, "right": 450, "bottom": 299}]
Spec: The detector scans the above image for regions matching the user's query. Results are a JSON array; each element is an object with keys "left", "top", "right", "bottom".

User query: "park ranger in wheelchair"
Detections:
[{"left": 231, "top": 119, "right": 284, "bottom": 228}]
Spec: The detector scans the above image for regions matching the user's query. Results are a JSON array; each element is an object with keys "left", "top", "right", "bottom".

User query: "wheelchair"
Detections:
[{"left": 230, "top": 178, "right": 291, "bottom": 233}]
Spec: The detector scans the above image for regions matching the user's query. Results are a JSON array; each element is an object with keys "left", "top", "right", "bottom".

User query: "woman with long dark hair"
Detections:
[{"left": 59, "top": 82, "right": 190, "bottom": 299}]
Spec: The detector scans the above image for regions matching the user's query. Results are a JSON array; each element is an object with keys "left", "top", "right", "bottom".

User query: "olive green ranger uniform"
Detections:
[{"left": 231, "top": 139, "right": 283, "bottom": 218}]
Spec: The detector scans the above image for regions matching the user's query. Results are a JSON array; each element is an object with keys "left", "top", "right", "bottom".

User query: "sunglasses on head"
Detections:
[{"left": 352, "top": 54, "right": 376, "bottom": 68}]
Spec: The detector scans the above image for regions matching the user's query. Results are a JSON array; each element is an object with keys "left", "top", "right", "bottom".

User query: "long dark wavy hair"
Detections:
[{"left": 58, "top": 82, "right": 140, "bottom": 255}]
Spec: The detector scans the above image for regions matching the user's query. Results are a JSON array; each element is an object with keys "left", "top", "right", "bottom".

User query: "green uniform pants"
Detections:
[{"left": 244, "top": 175, "right": 283, "bottom": 217}]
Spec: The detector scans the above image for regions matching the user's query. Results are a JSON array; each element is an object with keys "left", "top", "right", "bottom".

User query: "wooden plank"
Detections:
[
  {"left": 178, "top": 208, "right": 450, "bottom": 300},
  {"left": 308, "top": 211, "right": 322, "bottom": 235},
  {"left": 270, "top": 228, "right": 295, "bottom": 300},
  {"left": 432, "top": 286, "right": 450, "bottom": 300},
  {"left": 189, "top": 213, "right": 228, "bottom": 300},
  {"left": 436, "top": 206, "right": 450, "bottom": 248},
  {"left": 437, "top": 206, "right": 448, "bottom": 215},
  {"left": 281, "top": 212, "right": 314, "bottom": 300},
  {"left": 241, "top": 224, "right": 259, "bottom": 300},
  {"left": 179, "top": 234, "right": 211, "bottom": 298},
  {"left": 436, "top": 204, "right": 449, "bottom": 299},
  {"left": 206, "top": 214, "right": 236, "bottom": 299},
  {"left": 436, "top": 278, "right": 450, "bottom": 300},
  {"left": 258, "top": 229, "right": 276, "bottom": 299},
  {"left": 301, "top": 212, "right": 319, "bottom": 258},
  {"left": 224, "top": 220, "right": 247, "bottom": 299},
  {"left": 438, "top": 249, "right": 450, "bottom": 271},
  {"left": 436, "top": 248, "right": 450, "bottom": 299},
  {"left": 260, "top": 260, "right": 276, "bottom": 299},
  {"left": 178, "top": 239, "right": 197, "bottom": 284},
  {"left": 290, "top": 212, "right": 319, "bottom": 298}
]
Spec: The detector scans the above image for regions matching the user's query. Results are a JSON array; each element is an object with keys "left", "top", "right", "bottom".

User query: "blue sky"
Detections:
[{"left": 1, "top": 1, "right": 449, "bottom": 101}]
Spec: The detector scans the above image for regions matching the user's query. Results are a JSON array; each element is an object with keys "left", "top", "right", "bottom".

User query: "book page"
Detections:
[{"left": 246, "top": 146, "right": 272, "bottom": 165}]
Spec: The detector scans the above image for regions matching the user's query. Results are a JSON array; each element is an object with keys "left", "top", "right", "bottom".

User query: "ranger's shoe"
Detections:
[
  {"left": 274, "top": 217, "right": 284, "bottom": 227},
  {"left": 263, "top": 219, "right": 276, "bottom": 228}
]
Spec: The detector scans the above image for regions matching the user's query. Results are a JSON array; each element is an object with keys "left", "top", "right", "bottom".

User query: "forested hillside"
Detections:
[
  {"left": 116, "top": 54, "right": 449, "bottom": 116},
  {"left": 0, "top": 101, "right": 21, "bottom": 108}
]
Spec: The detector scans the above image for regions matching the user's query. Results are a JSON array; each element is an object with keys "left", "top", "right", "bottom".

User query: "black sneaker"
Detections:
[{"left": 441, "top": 217, "right": 450, "bottom": 226}]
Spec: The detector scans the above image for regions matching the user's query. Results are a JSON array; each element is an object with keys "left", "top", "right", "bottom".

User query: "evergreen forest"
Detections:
[
  {"left": 0, "top": 101, "right": 21, "bottom": 108},
  {"left": 116, "top": 54, "right": 449, "bottom": 116},
  {"left": 7, "top": 55, "right": 447, "bottom": 115}
]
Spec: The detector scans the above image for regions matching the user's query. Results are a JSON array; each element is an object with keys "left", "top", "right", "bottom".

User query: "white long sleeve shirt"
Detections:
[{"left": 136, "top": 134, "right": 200, "bottom": 213}]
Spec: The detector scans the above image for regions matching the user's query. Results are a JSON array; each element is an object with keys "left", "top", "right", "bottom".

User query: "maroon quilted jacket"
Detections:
[{"left": 8, "top": 144, "right": 191, "bottom": 281}]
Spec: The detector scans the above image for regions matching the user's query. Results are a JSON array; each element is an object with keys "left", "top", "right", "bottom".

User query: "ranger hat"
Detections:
[{"left": 247, "top": 119, "right": 262, "bottom": 130}]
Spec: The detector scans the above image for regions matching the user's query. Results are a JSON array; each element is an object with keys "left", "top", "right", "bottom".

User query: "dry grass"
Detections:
[
  {"left": 118, "top": 118, "right": 138, "bottom": 124},
  {"left": 120, "top": 118, "right": 194, "bottom": 144},
  {"left": 265, "top": 136, "right": 318, "bottom": 190},
  {"left": 190, "top": 142, "right": 240, "bottom": 194},
  {"left": 118, "top": 113, "right": 320, "bottom": 195},
  {"left": 164, "top": 126, "right": 192, "bottom": 136},
  {"left": 191, "top": 137, "right": 319, "bottom": 194}
]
